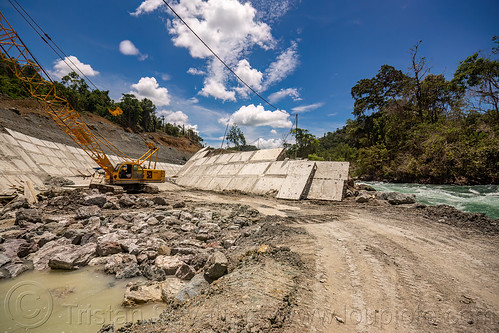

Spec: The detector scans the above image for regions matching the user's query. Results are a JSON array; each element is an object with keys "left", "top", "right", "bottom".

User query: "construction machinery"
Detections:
[{"left": 0, "top": 11, "right": 165, "bottom": 187}]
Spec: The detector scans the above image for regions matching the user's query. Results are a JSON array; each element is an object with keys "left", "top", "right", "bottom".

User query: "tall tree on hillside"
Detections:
[
  {"left": 351, "top": 65, "right": 409, "bottom": 119},
  {"left": 452, "top": 49, "right": 499, "bottom": 116},
  {"left": 409, "top": 41, "right": 431, "bottom": 122},
  {"left": 118, "top": 94, "right": 142, "bottom": 129},
  {"left": 140, "top": 98, "right": 155, "bottom": 132},
  {"left": 226, "top": 124, "right": 246, "bottom": 148}
]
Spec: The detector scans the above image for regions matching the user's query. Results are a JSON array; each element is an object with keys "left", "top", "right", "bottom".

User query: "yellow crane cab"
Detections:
[{"left": 111, "top": 162, "right": 165, "bottom": 185}]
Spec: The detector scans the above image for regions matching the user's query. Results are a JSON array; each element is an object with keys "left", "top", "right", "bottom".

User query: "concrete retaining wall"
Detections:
[
  {"left": 174, "top": 148, "right": 349, "bottom": 201},
  {"left": 0, "top": 128, "right": 182, "bottom": 193}
]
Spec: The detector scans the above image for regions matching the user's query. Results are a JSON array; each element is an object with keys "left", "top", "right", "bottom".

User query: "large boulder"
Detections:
[
  {"left": 15, "top": 208, "right": 42, "bottom": 224},
  {"left": 123, "top": 281, "right": 164, "bottom": 306},
  {"left": 96, "top": 241, "right": 122, "bottom": 256},
  {"left": 31, "top": 231, "right": 57, "bottom": 247},
  {"left": 75, "top": 205, "right": 102, "bottom": 219},
  {"left": 104, "top": 253, "right": 140, "bottom": 279},
  {"left": 174, "top": 273, "right": 210, "bottom": 304},
  {"left": 376, "top": 192, "right": 416, "bottom": 205},
  {"left": 31, "top": 238, "right": 72, "bottom": 270},
  {"left": 175, "top": 263, "right": 196, "bottom": 280},
  {"left": 203, "top": 251, "right": 228, "bottom": 280},
  {"left": 1, "top": 238, "right": 30, "bottom": 258},
  {"left": 83, "top": 194, "right": 107, "bottom": 208},
  {"left": 48, "top": 243, "right": 97, "bottom": 270},
  {"left": 155, "top": 255, "right": 183, "bottom": 275}
]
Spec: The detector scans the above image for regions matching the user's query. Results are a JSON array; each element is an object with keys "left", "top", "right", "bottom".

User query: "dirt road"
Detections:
[{"left": 177, "top": 190, "right": 499, "bottom": 332}]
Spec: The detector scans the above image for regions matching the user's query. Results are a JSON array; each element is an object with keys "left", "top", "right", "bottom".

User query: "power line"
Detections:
[
  {"left": 161, "top": 0, "right": 287, "bottom": 114},
  {"left": 8, "top": 0, "right": 100, "bottom": 91}
]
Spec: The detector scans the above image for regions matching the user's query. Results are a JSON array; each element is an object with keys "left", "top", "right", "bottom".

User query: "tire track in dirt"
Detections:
[{"left": 294, "top": 208, "right": 498, "bottom": 333}]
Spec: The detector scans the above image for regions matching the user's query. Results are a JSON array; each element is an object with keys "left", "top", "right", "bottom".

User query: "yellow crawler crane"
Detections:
[{"left": 0, "top": 11, "right": 165, "bottom": 186}]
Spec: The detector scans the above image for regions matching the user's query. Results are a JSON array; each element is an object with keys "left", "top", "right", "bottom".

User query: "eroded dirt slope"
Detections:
[{"left": 0, "top": 96, "right": 200, "bottom": 164}]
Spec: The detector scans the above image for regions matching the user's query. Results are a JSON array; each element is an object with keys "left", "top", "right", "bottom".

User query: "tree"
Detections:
[
  {"left": 409, "top": 40, "right": 431, "bottom": 122},
  {"left": 226, "top": 124, "right": 246, "bottom": 148},
  {"left": 288, "top": 128, "right": 319, "bottom": 159},
  {"left": 118, "top": 94, "right": 142, "bottom": 129},
  {"left": 351, "top": 65, "right": 409, "bottom": 119},
  {"left": 452, "top": 52, "right": 499, "bottom": 116},
  {"left": 140, "top": 98, "right": 156, "bottom": 132}
]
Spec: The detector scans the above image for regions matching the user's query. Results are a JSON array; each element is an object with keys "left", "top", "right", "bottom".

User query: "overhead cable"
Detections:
[
  {"left": 161, "top": 0, "right": 287, "bottom": 114},
  {"left": 8, "top": 0, "right": 100, "bottom": 91}
]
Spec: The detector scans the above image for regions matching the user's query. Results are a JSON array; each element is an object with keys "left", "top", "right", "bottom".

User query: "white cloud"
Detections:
[
  {"left": 119, "top": 40, "right": 139, "bottom": 55},
  {"left": 119, "top": 40, "right": 148, "bottom": 61},
  {"left": 52, "top": 56, "right": 99, "bottom": 79},
  {"left": 157, "top": 110, "right": 198, "bottom": 132},
  {"left": 164, "top": 0, "right": 275, "bottom": 100},
  {"left": 268, "top": 88, "right": 301, "bottom": 103},
  {"left": 219, "top": 104, "right": 292, "bottom": 128},
  {"left": 292, "top": 102, "right": 324, "bottom": 114},
  {"left": 234, "top": 59, "right": 263, "bottom": 98},
  {"left": 200, "top": 77, "right": 236, "bottom": 101},
  {"left": 249, "top": 0, "right": 298, "bottom": 23},
  {"left": 270, "top": 129, "right": 277, "bottom": 135},
  {"left": 132, "top": 0, "right": 300, "bottom": 103},
  {"left": 263, "top": 41, "right": 299, "bottom": 89},
  {"left": 131, "top": 0, "right": 164, "bottom": 16},
  {"left": 129, "top": 77, "right": 171, "bottom": 106},
  {"left": 254, "top": 137, "right": 283, "bottom": 149},
  {"left": 187, "top": 68, "right": 206, "bottom": 75}
]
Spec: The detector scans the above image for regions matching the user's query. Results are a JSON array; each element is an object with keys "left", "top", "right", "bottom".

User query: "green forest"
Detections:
[
  {"left": 286, "top": 39, "right": 499, "bottom": 185},
  {"left": 0, "top": 58, "right": 202, "bottom": 144}
]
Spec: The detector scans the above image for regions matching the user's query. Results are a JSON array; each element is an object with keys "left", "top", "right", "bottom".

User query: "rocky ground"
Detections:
[
  {"left": 0, "top": 180, "right": 498, "bottom": 332},
  {"left": 1, "top": 97, "right": 498, "bottom": 332}
]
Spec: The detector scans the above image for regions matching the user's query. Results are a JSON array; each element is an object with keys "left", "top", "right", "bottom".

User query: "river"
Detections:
[
  {"left": 362, "top": 182, "right": 499, "bottom": 219},
  {"left": 0, "top": 267, "right": 166, "bottom": 333}
]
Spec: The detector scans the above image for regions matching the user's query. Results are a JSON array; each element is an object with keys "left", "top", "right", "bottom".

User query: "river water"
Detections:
[
  {"left": 0, "top": 267, "right": 166, "bottom": 333},
  {"left": 363, "top": 182, "right": 499, "bottom": 219}
]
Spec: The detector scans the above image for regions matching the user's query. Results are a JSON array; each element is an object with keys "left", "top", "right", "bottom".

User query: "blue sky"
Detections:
[{"left": 1, "top": 0, "right": 497, "bottom": 148}]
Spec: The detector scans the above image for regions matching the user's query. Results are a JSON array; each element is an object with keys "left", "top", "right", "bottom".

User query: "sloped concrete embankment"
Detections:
[
  {"left": 0, "top": 128, "right": 182, "bottom": 193},
  {"left": 175, "top": 147, "right": 349, "bottom": 201}
]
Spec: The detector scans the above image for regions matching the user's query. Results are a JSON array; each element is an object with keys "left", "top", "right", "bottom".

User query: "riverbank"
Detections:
[
  {"left": 362, "top": 181, "right": 499, "bottom": 219},
  {"left": 0, "top": 184, "right": 497, "bottom": 332}
]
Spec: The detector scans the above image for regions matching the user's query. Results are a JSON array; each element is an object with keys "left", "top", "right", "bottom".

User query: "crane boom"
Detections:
[
  {"left": 0, "top": 10, "right": 165, "bottom": 185},
  {"left": 0, "top": 11, "right": 114, "bottom": 173}
]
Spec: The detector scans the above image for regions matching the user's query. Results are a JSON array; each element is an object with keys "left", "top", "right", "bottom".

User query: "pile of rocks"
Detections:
[{"left": 0, "top": 188, "right": 262, "bottom": 305}]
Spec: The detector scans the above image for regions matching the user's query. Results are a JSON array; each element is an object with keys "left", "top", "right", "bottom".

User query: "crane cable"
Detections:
[{"left": 8, "top": 0, "right": 100, "bottom": 91}]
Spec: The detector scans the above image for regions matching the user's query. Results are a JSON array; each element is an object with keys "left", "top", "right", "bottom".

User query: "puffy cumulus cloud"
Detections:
[
  {"left": 165, "top": 0, "right": 274, "bottom": 100},
  {"left": 52, "top": 56, "right": 99, "bottom": 79},
  {"left": 132, "top": 0, "right": 300, "bottom": 102},
  {"left": 129, "top": 77, "right": 171, "bottom": 106},
  {"left": 119, "top": 40, "right": 148, "bottom": 61},
  {"left": 263, "top": 41, "right": 299, "bottom": 90},
  {"left": 268, "top": 88, "right": 301, "bottom": 104},
  {"left": 254, "top": 137, "right": 283, "bottom": 149},
  {"left": 220, "top": 104, "right": 292, "bottom": 128},
  {"left": 200, "top": 78, "right": 236, "bottom": 101},
  {"left": 167, "top": 0, "right": 274, "bottom": 59},
  {"left": 291, "top": 102, "right": 324, "bottom": 114},
  {"left": 234, "top": 59, "right": 263, "bottom": 98},
  {"left": 131, "top": 0, "right": 164, "bottom": 16},
  {"left": 157, "top": 110, "right": 198, "bottom": 132},
  {"left": 270, "top": 129, "right": 277, "bottom": 135}
]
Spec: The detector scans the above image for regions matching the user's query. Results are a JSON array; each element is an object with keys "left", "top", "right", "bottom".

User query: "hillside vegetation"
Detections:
[
  {"left": 287, "top": 39, "right": 498, "bottom": 184},
  {"left": 0, "top": 57, "right": 203, "bottom": 145}
]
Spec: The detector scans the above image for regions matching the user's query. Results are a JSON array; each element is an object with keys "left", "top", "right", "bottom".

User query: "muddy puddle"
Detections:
[{"left": 0, "top": 267, "right": 165, "bottom": 332}]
